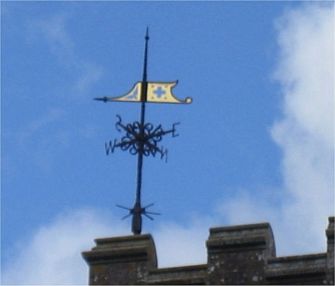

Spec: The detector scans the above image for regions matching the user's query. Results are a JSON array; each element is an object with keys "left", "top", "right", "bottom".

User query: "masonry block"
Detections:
[
  {"left": 82, "top": 234, "right": 157, "bottom": 285},
  {"left": 206, "top": 222, "right": 276, "bottom": 285}
]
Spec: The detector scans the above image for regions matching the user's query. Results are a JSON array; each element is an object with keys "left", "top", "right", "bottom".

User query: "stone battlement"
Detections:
[{"left": 82, "top": 217, "right": 334, "bottom": 285}]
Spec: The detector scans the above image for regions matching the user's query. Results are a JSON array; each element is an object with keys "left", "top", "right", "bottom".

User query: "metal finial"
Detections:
[{"left": 145, "top": 26, "right": 149, "bottom": 40}]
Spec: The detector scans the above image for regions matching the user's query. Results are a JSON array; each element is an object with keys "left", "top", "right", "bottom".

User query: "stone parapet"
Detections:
[{"left": 82, "top": 217, "right": 334, "bottom": 285}]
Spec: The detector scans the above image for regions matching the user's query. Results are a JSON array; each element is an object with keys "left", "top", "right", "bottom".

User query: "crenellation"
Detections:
[
  {"left": 82, "top": 234, "right": 157, "bottom": 285},
  {"left": 206, "top": 222, "right": 275, "bottom": 284},
  {"left": 82, "top": 217, "right": 335, "bottom": 285}
]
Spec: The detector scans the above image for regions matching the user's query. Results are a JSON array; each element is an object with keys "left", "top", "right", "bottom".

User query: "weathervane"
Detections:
[{"left": 94, "top": 28, "right": 192, "bottom": 235}]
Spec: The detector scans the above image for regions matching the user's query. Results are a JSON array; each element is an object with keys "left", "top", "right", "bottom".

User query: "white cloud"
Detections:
[
  {"left": 153, "top": 216, "right": 214, "bottom": 267},
  {"left": 74, "top": 62, "right": 104, "bottom": 94},
  {"left": 1, "top": 209, "right": 211, "bottom": 284},
  {"left": 28, "top": 13, "right": 103, "bottom": 95},
  {"left": 219, "top": 3, "right": 334, "bottom": 255},
  {"left": 273, "top": 4, "right": 334, "bottom": 148},
  {"left": 2, "top": 209, "right": 129, "bottom": 285},
  {"left": 28, "top": 13, "right": 75, "bottom": 67},
  {"left": 217, "top": 190, "right": 279, "bottom": 225},
  {"left": 14, "top": 108, "right": 70, "bottom": 173},
  {"left": 17, "top": 108, "right": 66, "bottom": 145},
  {"left": 270, "top": 3, "right": 334, "bottom": 253}
]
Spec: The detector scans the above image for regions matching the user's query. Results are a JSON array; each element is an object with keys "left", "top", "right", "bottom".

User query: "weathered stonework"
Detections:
[
  {"left": 266, "top": 253, "right": 328, "bottom": 284},
  {"left": 206, "top": 222, "right": 276, "bottom": 284},
  {"left": 82, "top": 234, "right": 157, "bottom": 285},
  {"left": 82, "top": 217, "right": 335, "bottom": 285}
]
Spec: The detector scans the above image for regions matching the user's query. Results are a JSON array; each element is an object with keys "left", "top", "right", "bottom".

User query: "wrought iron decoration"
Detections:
[
  {"left": 105, "top": 115, "right": 180, "bottom": 160},
  {"left": 94, "top": 28, "right": 192, "bottom": 235}
]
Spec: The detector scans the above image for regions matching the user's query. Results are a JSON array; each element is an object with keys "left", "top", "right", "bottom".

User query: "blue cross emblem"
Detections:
[{"left": 153, "top": 86, "right": 166, "bottom": 98}]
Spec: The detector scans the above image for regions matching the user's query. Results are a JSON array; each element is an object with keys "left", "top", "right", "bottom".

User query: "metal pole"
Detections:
[{"left": 132, "top": 28, "right": 149, "bottom": 234}]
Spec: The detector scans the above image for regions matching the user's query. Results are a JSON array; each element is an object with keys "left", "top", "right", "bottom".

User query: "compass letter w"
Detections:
[{"left": 105, "top": 140, "right": 117, "bottom": 155}]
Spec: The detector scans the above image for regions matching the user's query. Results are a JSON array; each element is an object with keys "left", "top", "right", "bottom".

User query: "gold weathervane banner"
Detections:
[{"left": 98, "top": 81, "right": 192, "bottom": 104}]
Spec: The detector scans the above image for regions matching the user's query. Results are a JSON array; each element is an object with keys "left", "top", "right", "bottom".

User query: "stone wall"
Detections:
[{"left": 82, "top": 217, "right": 334, "bottom": 285}]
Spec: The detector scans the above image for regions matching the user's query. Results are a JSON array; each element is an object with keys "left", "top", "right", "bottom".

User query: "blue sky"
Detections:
[{"left": 1, "top": 1, "right": 334, "bottom": 284}]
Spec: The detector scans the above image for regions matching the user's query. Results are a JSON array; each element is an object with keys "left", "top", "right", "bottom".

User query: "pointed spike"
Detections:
[
  {"left": 142, "top": 26, "right": 149, "bottom": 85},
  {"left": 121, "top": 213, "right": 132, "bottom": 220},
  {"left": 143, "top": 213, "right": 154, "bottom": 221},
  {"left": 116, "top": 204, "right": 131, "bottom": 210},
  {"left": 143, "top": 203, "right": 154, "bottom": 209},
  {"left": 146, "top": 211, "right": 161, "bottom": 216},
  {"left": 145, "top": 26, "right": 149, "bottom": 40}
]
